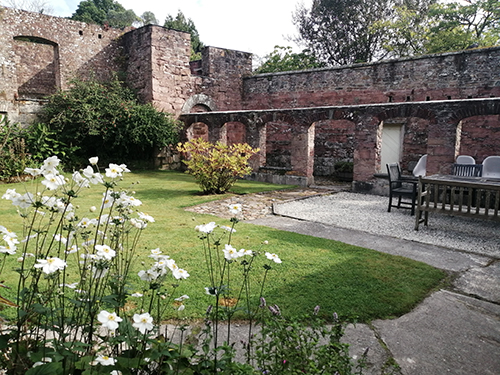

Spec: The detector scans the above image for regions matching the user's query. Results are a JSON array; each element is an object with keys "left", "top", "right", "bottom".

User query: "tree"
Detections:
[
  {"left": 164, "top": 10, "right": 204, "bottom": 60},
  {"left": 1, "top": 0, "right": 53, "bottom": 14},
  {"left": 377, "top": 0, "right": 500, "bottom": 57},
  {"left": 71, "top": 0, "right": 138, "bottom": 28},
  {"left": 424, "top": 0, "right": 500, "bottom": 53},
  {"left": 255, "top": 46, "right": 326, "bottom": 73},
  {"left": 140, "top": 11, "right": 158, "bottom": 26},
  {"left": 292, "top": 0, "right": 398, "bottom": 66}
]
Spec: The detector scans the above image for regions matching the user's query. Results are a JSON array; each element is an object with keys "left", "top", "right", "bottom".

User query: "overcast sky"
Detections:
[{"left": 41, "top": 0, "right": 313, "bottom": 59}]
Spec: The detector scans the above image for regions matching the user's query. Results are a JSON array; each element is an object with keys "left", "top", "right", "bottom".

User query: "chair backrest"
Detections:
[
  {"left": 452, "top": 163, "right": 482, "bottom": 177},
  {"left": 482, "top": 156, "right": 500, "bottom": 178},
  {"left": 412, "top": 154, "right": 427, "bottom": 177},
  {"left": 387, "top": 163, "right": 402, "bottom": 183},
  {"left": 456, "top": 155, "right": 476, "bottom": 164}
]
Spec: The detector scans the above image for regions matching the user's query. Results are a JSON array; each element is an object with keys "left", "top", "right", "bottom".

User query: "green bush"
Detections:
[
  {"left": 0, "top": 117, "right": 35, "bottom": 181},
  {"left": 37, "top": 75, "right": 182, "bottom": 169},
  {"left": 177, "top": 138, "right": 259, "bottom": 194}
]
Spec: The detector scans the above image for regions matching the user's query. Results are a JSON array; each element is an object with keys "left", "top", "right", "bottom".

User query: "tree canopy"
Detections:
[
  {"left": 292, "top": 0, "right": 500, "bottom": 67},
  {"left": 71, "top": 0, "right": 138, "bottom": 28},
  {"left": 254, "top": 46, "right": 325, "bottom": 74},
  {"left": 164, "top": 10, "right": 204, "bottom": 60}
]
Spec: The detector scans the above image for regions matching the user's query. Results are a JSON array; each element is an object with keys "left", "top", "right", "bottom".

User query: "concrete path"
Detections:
[{"left": 247, "top": 215, "right": 500, "bottom": 374}]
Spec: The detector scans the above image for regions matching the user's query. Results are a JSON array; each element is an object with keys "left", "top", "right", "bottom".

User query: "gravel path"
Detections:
[{"left": 274, "top": 192, "right": 500, "bottom": 259}]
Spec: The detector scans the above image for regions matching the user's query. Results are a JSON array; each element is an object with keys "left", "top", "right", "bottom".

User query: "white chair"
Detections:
[
  {"left": 412, "top": 154, "right": 427, "bottom": 177},
  {"left": 482, "top": 156, "right": 500, "bottom": 178},
  {"left": 456, "top": 155, "right": 476, "bottom": 164}
]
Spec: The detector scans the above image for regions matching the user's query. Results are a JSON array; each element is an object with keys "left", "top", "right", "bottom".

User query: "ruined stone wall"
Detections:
[
  {"left": 122, "top": 25, "right": 198, "bottom": 115},
  {"left": 0, "top": 7, "right": 128, "bottom": 124},
  {"left": 197, "top": 47, "right": 252, "bottom": 111},
  {"left": 242, "top": 47, "right": 500, "bottom": 110}
]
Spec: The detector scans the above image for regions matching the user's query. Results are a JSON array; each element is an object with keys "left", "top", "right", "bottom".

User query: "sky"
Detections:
[{"left": 43, "top": 0, "right": 313, "bottom": 59}]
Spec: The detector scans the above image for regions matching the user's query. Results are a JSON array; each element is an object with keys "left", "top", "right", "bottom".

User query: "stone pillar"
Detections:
[{"left": 290, "top": 122, "right": 315, "bottom": 185}]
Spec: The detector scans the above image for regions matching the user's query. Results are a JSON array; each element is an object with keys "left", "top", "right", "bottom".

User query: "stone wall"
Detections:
[
  {"left": 0, "top": 7, "right": 127, "bottom": 124},
  {"left": 242, "top": 48, "right": 500, "bottom": 110}
]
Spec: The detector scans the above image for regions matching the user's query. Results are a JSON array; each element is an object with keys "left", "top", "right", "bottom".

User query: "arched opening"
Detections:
[
  {"left": 313, "top": 119, "right": 355, "bottom": 182},
  {"left": 264, "top": 121, "right": 292, "bottom": 171},
  {"left": 220, "top": 122, "right": 246, "bottom": 145},
  {"left": 455, "top": 115, "right": 500, "bottom": 163},
  {"left": 186, "top": 122, "right": 209, "bottom": 142},
  {"left": 13, "top": 35, "right": 60, "bottom": 100}
]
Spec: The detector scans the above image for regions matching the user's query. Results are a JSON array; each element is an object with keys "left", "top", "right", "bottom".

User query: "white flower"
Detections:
[
  {"left": 2, "top": 188, "right": 21, "bottom": 200},
  {"left": 177, "top": 304, "right": 186, "bottom": 311},
  {"left": 34, "top": 257, "right": 67, "bottom": 274},
  {"left": 53, "top": 234, "right": 67, "bottom": 244},
  {"left": 94, "top": 355, "right": 116, "bottom": 366},
  {"left": 66, "top": 244, "right": 79, "bottom": 254},
  {"left": 220, "top": 225, "right": 236, "bottom": 233},
  {"left": 89, "top": 206, "right": 97, "bottom": 212},
  {"left": 138, "top": 269, "right": 159, "bottom": 282},
  {"left": 195, "top": 222, "right": 217, "bottom": 234},
  {"left": 11, "top": 192, "right": 34, "bottom": 208},
  {"left": 92, "top": 266, "right": 108, "bottom": 279},
  {"left": 32, "top": 357, "right": 52, "bottom": 367},
  {"left": 41, "top": 173, "right": 66, "bottom": 190},
  {"left": 72, "top": 171, "right": 90, "bottom": 188},
  {"left": 265, "top": 252, "right": 282, "bottom": 264},
  {"left": 97, "top": 310, "right": 123, "bottom": 331},
  {"left": 82, "top": 166, "right": 104, "bottom": 184},
  {"left": 132, "top": 312, "right": 154, "bottom": 334},
  {"left": 172, "top": 268, "right": 189, "bottom": 280},
  {"left": 131, "top": 292, "right": 143, "bottom": 297},
  {"left": 24, "top": 167, "right": 42, "bottom": 176},
  {"left": 175, "top": 294, "right": 189, "bottom": 302},
  {"left": 130, "top": 218, "right": 146, "bottom": 229},
  {"left": 228, "top": 203, "right": 242, "bottom": 215},
  {"left": 105, "top": 163, "right": 123, "bottom": 178},
  {"left": 41, "top": 156, "right": 60, "bottom": 175},
  {"left": 95, "top": 244, "right": 116, "bottom": 260},
  {"left": 101, "top": 193, "right": 114, "bottom": 209},
  {"left": 239, "top": 248, "right": 253, "bottom": 257},
  {"left": 119, "top": 164, "right": 130, "bottom": 173},
  {"left": 60, "top": 282, "right": 78, "bottom": 289},
  {"left": 89, "top": 156, "right": 99, "bottom": 165},
  {"left": 222, "top": 244, "right": 241, "bottom": 260},
  {"left": 111, "top": 371, "right": 123, "bottom": 375},
  {"left": 138, "top": 212, "right": 155, "bottom": 222}
]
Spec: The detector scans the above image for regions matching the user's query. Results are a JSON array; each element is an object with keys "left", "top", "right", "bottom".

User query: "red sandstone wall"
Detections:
[
  {"left": 0, "top": 7, "right": 127, "bottom": 124},
  {"left": 242, "top": 48, "right": 500, "bottom": 110}
]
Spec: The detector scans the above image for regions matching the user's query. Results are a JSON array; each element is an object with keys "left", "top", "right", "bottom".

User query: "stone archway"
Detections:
[{"left": 181, "top": 94, "right": 218, "bottom": 114}]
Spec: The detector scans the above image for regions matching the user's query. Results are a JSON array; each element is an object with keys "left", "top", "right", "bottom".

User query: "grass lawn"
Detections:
[{"left": 0, "top": 170, "right": 446, "bottom": 323}]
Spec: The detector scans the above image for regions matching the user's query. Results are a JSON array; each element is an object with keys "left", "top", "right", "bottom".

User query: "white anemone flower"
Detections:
[
  {"left": 94, "top": 355, "right": 116, "bottom": 366},
  {"left": 72, "top": 171, "right": 90, "bottom": 188},
  {"left": 132, "top": 312, "right": 154, "bottom": 334},
  {"left": 34, "top": 257, "right": 67, "bottom": 274},
  {"left": 175, "top": 294, "right": 189, "bottom": 302},
  {"left": 89, "top": 156, "right": 99, "bottom": 165},
  {"left": 97, "top": 310, "right": 123, "bottom": 331},
  {"left": 2, "top": 188, "right": 21, "bottom": 200},
  {"left": 101, "top": 193, "right": 114, "bottom": 209},
  {"left": 265, "top": 252, "right": 282, "bottom": 264},
  {"left": 82, "top": 166, "right": 104, "bottom": 184},
  {"left": 222, "top": 244, "right": 241, "bottom": 261},
  {"left": 228, "top": 203, "right": 242, "bottom": 215},
  {"left": 95, "top": 244, "right": 116, "bottom": 260},
  {"left": 138, "top": 269, "right": 159, "bottom": 282},
  {"left": 11, "top": 192, "right": 34, "bottom": 209},
  {"left": 24, "top": 167, "right": 42, "bottom": 176},
  {"left": 105, "top": 163, "right": 123, "bottom": 178},
  {"left": 138, "top": 212, "right": 155, "bottom": 222},
  {"left": 41, "top": 156, "right": 60, "bottom": 175},
  {"left": 172, "top": 268, "right": 190, "bottom": 280},
  {"left": 41, "top": 173, "right": 66, "bottom": 190},
  {"left": 195, "top": 222, "right": 217, "bottom": 234}
]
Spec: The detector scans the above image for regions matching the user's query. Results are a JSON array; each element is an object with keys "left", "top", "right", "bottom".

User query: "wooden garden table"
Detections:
[{"left": 415, "top": 174, "right": 500, "bottom": 230}]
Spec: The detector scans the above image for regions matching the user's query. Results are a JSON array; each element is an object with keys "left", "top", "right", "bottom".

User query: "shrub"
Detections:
[
  {"left": 177, "top": 138, "right": 259, "bottom": 194},
  {"left": 0, "top": 117, "right": 35, "bottom": 181},
  {"left": 37, "top": 75, "right": 182, "bottom": 169}
]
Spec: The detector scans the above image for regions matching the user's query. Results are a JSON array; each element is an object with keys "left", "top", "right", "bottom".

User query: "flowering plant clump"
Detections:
[
  {"left": 177, "top": 138, "right": 259, "bottom": 194},
  {"left": 0, "top": 156, "right": 191, "bottom": 374}
]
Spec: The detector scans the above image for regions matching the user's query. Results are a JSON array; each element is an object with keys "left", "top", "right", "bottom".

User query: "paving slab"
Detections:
[{"left": 372, "top": 290, "right": 500, "bottom": 375}]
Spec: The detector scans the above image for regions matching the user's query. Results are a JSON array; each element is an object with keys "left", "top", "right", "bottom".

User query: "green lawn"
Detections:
[{"left": 0, "top": 170, "right": 446, "bottom": 322}]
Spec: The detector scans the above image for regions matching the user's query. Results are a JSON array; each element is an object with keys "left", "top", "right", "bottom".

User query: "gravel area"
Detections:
[{"left": 274, "top": 192, "right": 500, "bottom": 259}]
